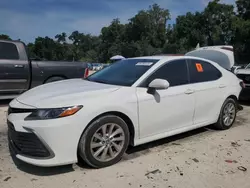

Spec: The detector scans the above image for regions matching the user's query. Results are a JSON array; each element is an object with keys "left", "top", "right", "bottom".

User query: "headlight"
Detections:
[{"left": 24, "top": 105, "right": 83, "bottom": 120}]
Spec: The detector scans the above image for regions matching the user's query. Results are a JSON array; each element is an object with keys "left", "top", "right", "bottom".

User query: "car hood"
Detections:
[
  {"left": 236, "top": 69, "right": 250, "bottom": 75},
  {"left": 15, "top": 79, "right": 120, "bottom": 108}
]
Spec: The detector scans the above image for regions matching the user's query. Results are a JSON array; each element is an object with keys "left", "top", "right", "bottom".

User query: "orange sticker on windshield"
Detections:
[{"left": 196, "top": 63, "right": 203, "bottom": 72}]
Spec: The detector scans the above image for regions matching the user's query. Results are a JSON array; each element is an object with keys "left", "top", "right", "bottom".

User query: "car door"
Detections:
[
  {"left": 136, "top": 59, "right": 195, "bottom": 139},
  {"left": 187, "top": 58, "right": 226, "bottom": 124},
  {"left": 0, "top": 41, "right": 30, "bottom": 94}
]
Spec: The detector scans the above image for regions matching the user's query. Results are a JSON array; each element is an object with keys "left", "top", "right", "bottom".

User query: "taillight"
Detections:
[
  {"left": 240, "top": 81, "right": 245, "bottom": 88},
  {"left": 84, "top": 68, "right": 89, "bottom": 78}
]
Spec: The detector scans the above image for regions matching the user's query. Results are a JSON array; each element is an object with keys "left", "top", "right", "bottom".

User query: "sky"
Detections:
[{"left": 0, "top": 0, "right": 235, "bottom": 43}]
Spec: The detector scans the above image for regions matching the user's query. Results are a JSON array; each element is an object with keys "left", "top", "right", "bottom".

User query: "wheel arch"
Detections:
[
  {"left": 78, "top": 111, "right": 135, "bottom": 148},
  {"left": 227, "top": 95, "right": 238, "bottom": 101},
  {"left": 213, "top": 94, "right": 239, "bottom": 130},
  {"left": 219, "top": 94, "right": 238, "bottom": 114}
]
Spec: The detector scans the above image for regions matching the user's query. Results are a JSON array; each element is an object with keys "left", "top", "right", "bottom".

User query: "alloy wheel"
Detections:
[
  {"left": 90, "top": 123, "right": 125, "bottom": 162},
  {"left": 222, "top": 102, "right": 236, "bottom": 126}
]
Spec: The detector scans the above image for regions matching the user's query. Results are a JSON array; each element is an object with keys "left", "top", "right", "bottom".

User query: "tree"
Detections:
[
  {"left": 14, "top": 2, "right": 250, "bottom": 63},
  {"left": 236, "top": 0, "right": 250, "bottom": 20},
  {"left": 55, "top": 32, "right": 67, "bottom": 43},
  {"left": 232, "top": 17, "right": 250, "bottom": 63},
  {"left": 99, "top": 19, "right": 126, "bottom": 62},
  {"left": 173, "top": 11, "right": 206, "bottom": 52},
  {"left": 30, "top": 36, "right": 66, "bottom": 61},
  {"left": 68, "top": 31, "right": 101, "bottom": 62},
  {"left": 203, "top": 0, "right": 235, "bottom": 45},
  {"left": 127, "top": 4, "right": 170, "bottom": 47},
  {"left": 230, "top": 0, "right": 250, "bottom": 63},
  {"left": 0, "top": 34, "right": 11, "bottom": 40}
]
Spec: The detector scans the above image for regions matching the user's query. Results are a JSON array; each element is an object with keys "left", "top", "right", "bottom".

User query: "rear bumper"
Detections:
[{"left": 239, "top": 87, "right": 250, "bottom": 100}]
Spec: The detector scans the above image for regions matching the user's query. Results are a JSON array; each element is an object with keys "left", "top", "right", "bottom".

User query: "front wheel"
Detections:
[
  {"left": 78, "top": 115, "right": 130, "bottom": 168},
  {"left": 214, "top": 98, "right": 237, "bottom": 130}
]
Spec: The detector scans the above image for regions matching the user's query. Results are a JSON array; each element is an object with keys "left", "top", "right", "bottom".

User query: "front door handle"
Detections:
[
  {"left": 14, "top": 65, "right": 24, "bottom": 68},
  {"left": 185, "top": 89, "right": 195, "bottom": 95}
]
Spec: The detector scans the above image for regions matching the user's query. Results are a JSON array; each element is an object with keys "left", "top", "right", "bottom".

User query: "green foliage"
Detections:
[
  {"left": 1, "top": 1, "right": 250, "bottom": 64},
  {"left": 236, "top": 0, "right": 250, "bottom": 20},
  {"left": 0, "top": 34, "right": 12, "bottom": 40}
]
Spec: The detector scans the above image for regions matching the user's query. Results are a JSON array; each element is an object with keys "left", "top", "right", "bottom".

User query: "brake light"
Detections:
[
  {"left": 84, "top": 68, "right": 89, "bottom": 78},
  {"left": 240, "top": 81, "right": 245, "bottom": 88}
]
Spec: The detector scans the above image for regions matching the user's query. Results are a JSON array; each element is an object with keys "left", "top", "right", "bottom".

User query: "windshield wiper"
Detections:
[
  {"left": 83, "top": 78, "right": 108, "bottom": 84},
  {"left": 93, "top": 80, "right": 108, "bottom": 84}
]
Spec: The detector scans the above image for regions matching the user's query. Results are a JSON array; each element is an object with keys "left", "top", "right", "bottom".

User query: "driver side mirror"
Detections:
[{"left": 147, "top": 79, "right": 170, "bottom": 94}]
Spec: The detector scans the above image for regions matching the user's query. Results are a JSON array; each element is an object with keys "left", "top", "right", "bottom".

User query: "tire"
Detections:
[
  {"left": 78, "top": 115, "right": 130, "bottom": 168},
  {"left": 45, "top": 76, "right": 65, "bottom": 84},
  {"left": 214, "top": 98, "right": 237, "bottom": 130}
]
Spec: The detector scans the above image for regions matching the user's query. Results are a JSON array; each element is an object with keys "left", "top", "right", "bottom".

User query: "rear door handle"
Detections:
[
  {"left": 219, "top": 84, "right": 226, "bottom": 88},
  {"left": 14, "top": 65, "right": 24, "bottom": 68},
  {"left": 185, "top": 89, "right": 195, "bottom": 95}
]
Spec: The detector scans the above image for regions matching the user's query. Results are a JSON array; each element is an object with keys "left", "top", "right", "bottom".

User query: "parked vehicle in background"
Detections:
[
  {"left": 7, "top": 46, "right": 243, "bottom": 168},
  {"left": 186, "top": 45, "right": 235, "bottom": 70},
  {"left": 231, "top": 65, "right": 246, "bottom": 74},
  {"left": 102, "top": 64, "right": 110, "bottom": 69},
  {"left": 92, "top": 63, "right": 103, "bottom": 71},
  {"left": 187, "top": 45, "right": 249, "bottom": 100},
  {"left": 245, "top": 63, "right": 250, "bottom": 69},
  {"left": 87, "top": 63, "right": 93, "bottom": 70},
  {"left": 110, "top": 55, "right": 125, "bottom": 63},
  {"left": 0, "top": 40, "right": 89, "bottom": 99},
  {"left": 235, "top": 63, "right": 250, "bottom": 100}
]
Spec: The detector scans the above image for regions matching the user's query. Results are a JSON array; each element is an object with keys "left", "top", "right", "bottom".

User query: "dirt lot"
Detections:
[{"left": 0, "top": 100, "right": 250, "bottom": 188}]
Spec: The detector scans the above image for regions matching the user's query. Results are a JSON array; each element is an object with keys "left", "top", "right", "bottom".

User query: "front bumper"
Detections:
[
  {"left": 7, "top": 101, "right": 90, "bottom": 167},
  {"left": 8, "top": 120, "right": 54, "bottom": 159}
]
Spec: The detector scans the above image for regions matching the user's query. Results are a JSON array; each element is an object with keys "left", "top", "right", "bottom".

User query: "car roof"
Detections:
[
  {"left": 128, "top": 55, "right": 228, "bottom": 69},
  {"left": 128, "top": 55, "right": 212, "bottom": 63},
  {"left": 128, "top": 56, "right": 183, "bottom": 61}
]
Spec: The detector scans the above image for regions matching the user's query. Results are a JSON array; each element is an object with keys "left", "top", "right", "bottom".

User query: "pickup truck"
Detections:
[{"left": 0, "top": 40, "right": 89, "bottom": 99}]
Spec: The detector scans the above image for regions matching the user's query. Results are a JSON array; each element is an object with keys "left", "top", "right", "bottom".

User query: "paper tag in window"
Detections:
[
  {"left": 136, "top": 62, "right": 153, "bottom": 66},
  {"left": 196, "top": 63, "right": 203, "bottom": 72}
]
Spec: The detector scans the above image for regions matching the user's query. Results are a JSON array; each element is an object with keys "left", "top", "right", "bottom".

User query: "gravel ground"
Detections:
[{"left": 0, "top": 100, "right": 250, "bottom": 188}]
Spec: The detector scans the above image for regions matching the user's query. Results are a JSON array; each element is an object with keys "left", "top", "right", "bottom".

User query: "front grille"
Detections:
[
  {"left": 8, "top": 121, "right": 51, "bottom": 158},
  {"left": 236, "top": 74, "right": 250, "bottom": 84},
  {"left": 8, "top": 120, "right": 15, "bottom": 130},
  {"left": 8, "top": 107, "right": 33, "bottom": 115}
]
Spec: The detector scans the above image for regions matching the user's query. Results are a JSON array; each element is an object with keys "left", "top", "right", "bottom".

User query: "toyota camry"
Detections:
[{"left": 7, "top": 46, "right": 243, "bottom": 168}]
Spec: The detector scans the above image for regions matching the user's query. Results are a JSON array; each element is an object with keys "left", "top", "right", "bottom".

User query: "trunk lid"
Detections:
[{"left": 185, "top": 45, "right": 235, "bottom": 70}]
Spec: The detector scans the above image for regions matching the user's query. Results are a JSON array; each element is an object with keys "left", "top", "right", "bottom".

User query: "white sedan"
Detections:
[{"left": 7, "top": 49, "right": 243, "bottom": 168}]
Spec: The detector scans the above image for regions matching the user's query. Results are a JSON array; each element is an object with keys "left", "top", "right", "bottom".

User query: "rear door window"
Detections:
[
  {"left": 188, "top": 59, "right": 222, "bottom": 83},
  {"left": 0, "top": 42, "right": 19, "bottom": 60}
]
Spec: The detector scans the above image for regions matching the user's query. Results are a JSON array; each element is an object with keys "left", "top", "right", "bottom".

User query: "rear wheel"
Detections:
[
  {"left": 214, "top": 98, "right": 237, "bottom": 130},
  {"left": 45, "top": 76, "right": 65, "bottom": 84},
  {"left": 78, "top": 115, "right": 130, "bottom": 168}
]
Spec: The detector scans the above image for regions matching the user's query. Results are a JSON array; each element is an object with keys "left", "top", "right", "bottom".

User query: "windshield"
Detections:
[
  {"left": 246, "top": 63, "right": 250, "bottom": 69},
  {"left": 86, "top": 59, "right": 159, "bottom": 86}
]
